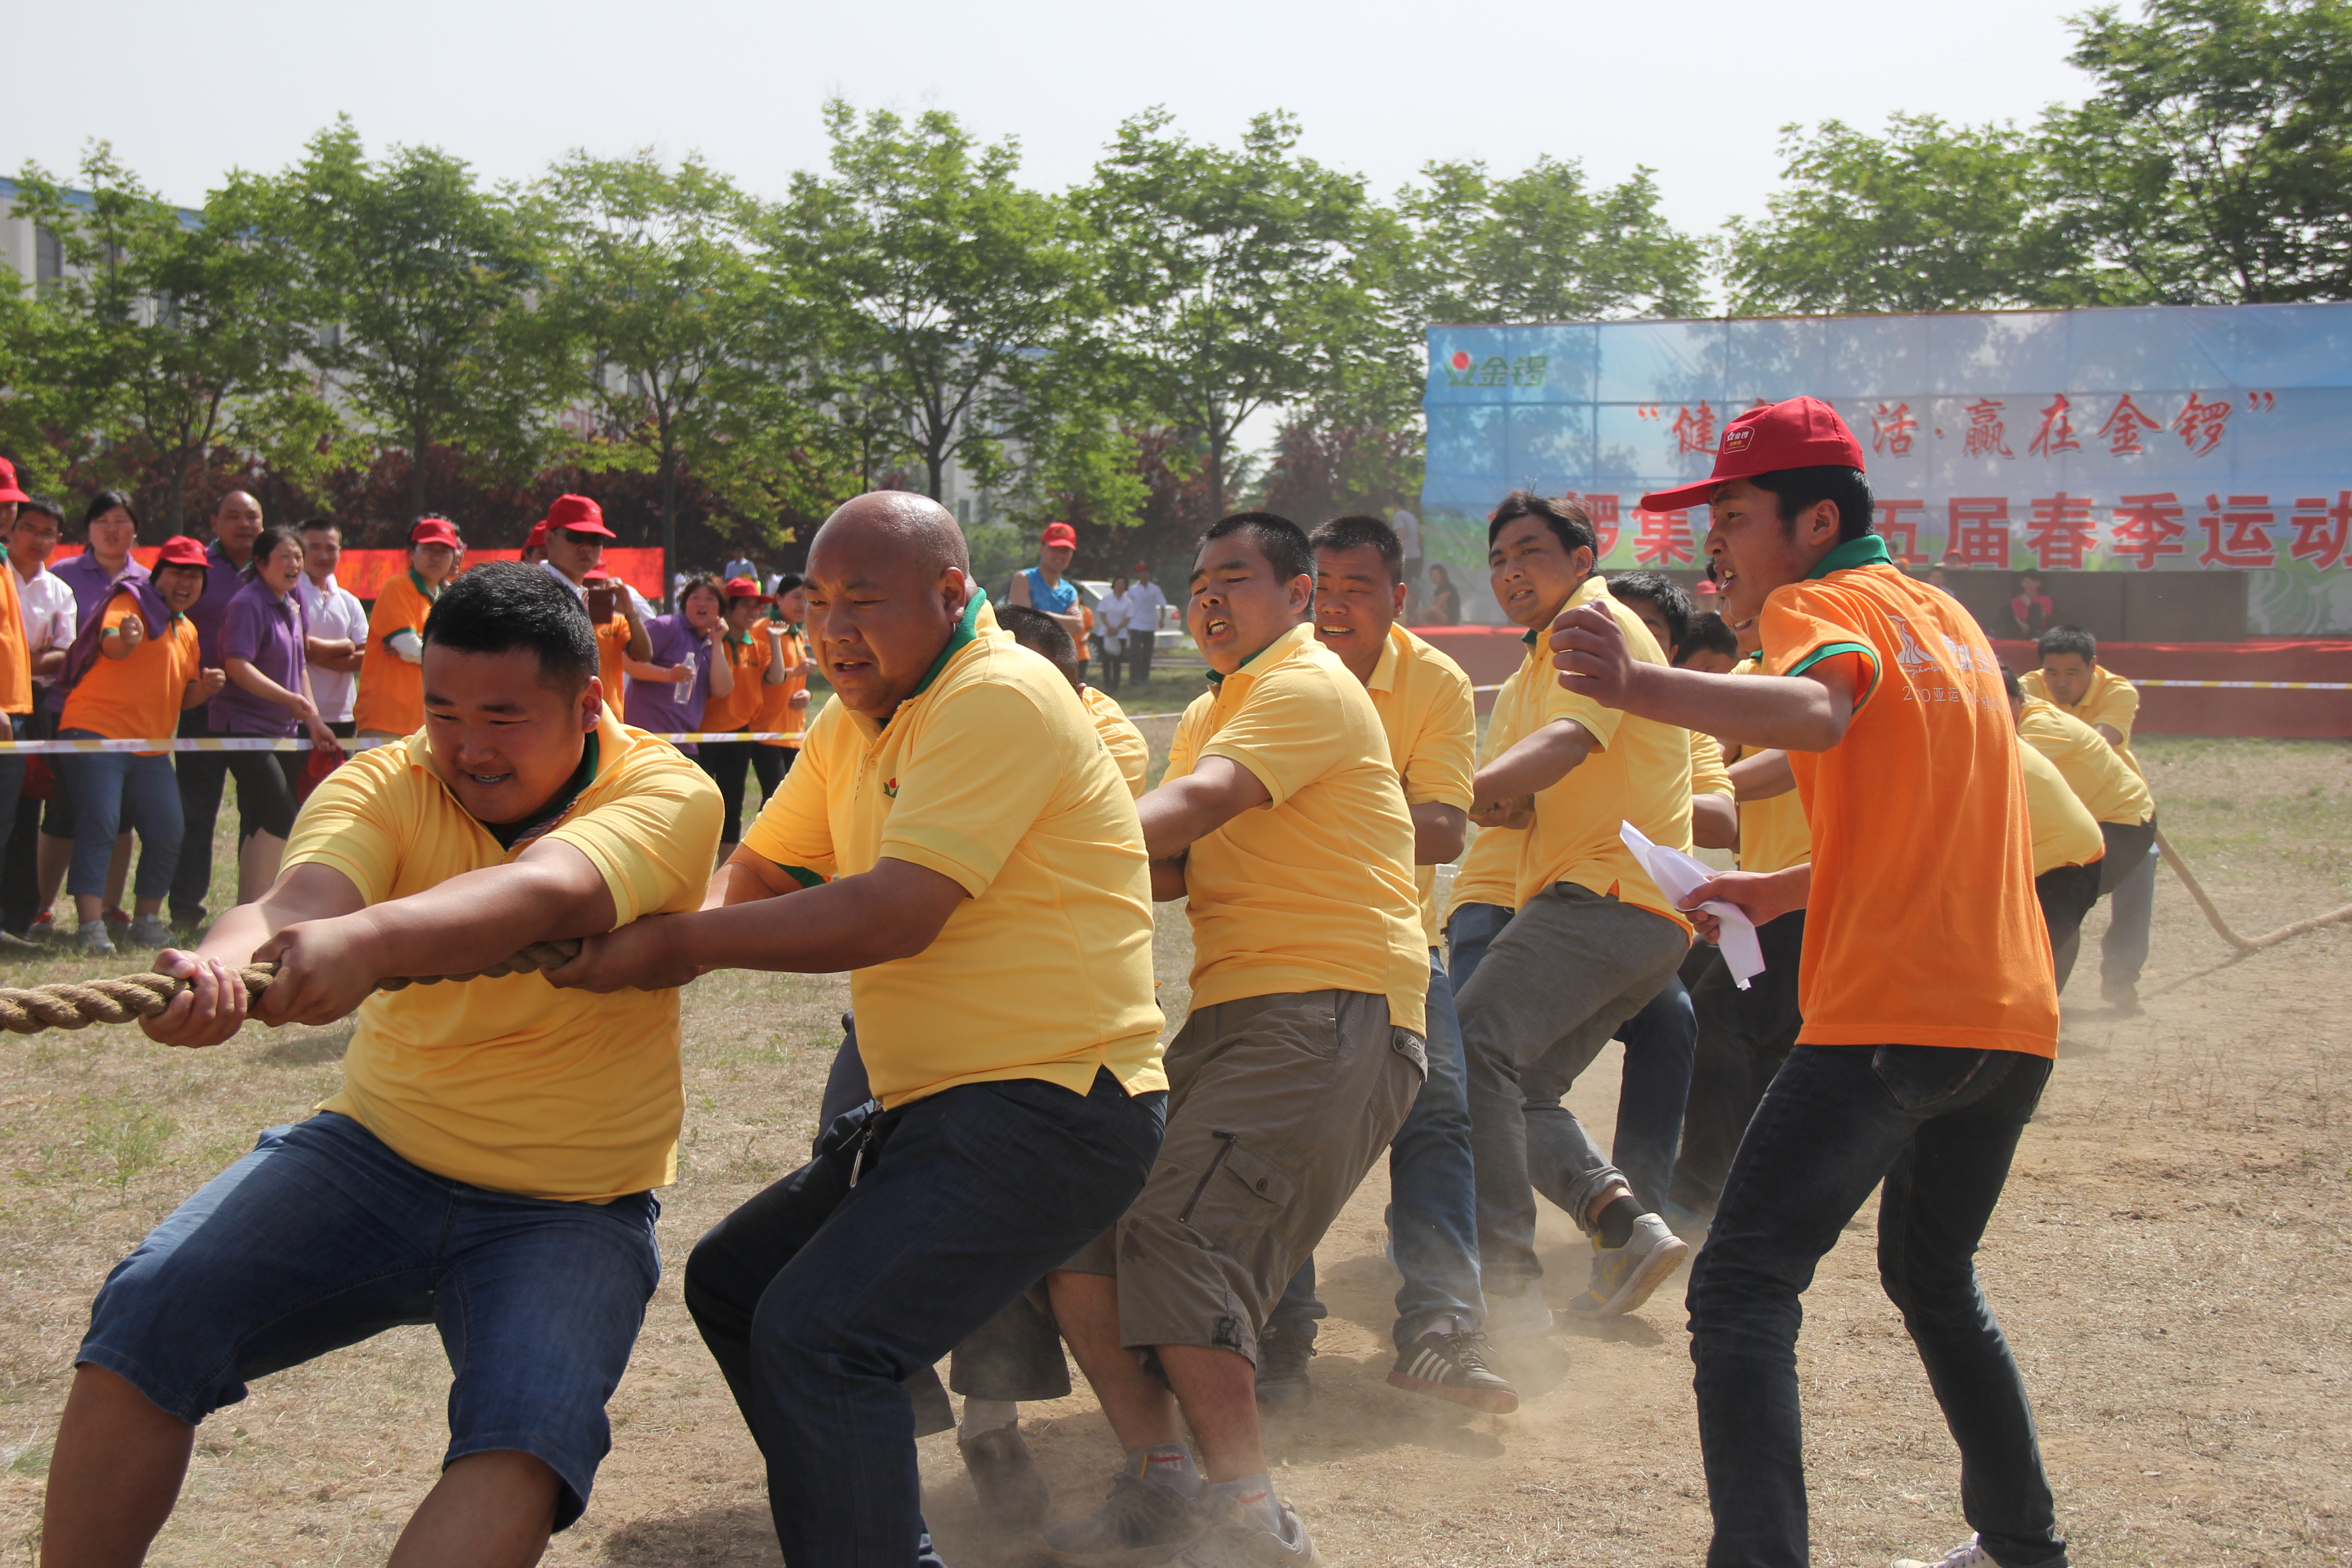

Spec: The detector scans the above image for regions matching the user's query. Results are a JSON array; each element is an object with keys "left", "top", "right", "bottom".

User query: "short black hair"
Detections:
[
  {"left": 771, "top": 571, "right": 804, "bottom": 595},
  {"left": 997, "top": 603, "right": 1083, "bottom": 691},
  {"left": 2038, "top": 624, "right": 2097, "bottom": 662},
  {"left": 1676, "top": 610, "right": 1740, "bottom": 666},
  {"left": 15, "top": 495, "right": 64, "bottom": 529},
  {"left": 83, "top": 490, "right": 140, "bottom": 537},
  {"left": 1201, "top": 510, "right": 1313, "bottom": 586},
  {"left": 2000, "top": 662, "right": 2024, "bottom": 703},
  {"left": 299, "top": 516, "right": 340, "bottom": 536},
  {"left": 245, "top": 524, "right": 304, "bottom": 580},
  {"left": 1308, "top": 514, "right": 1404, "bottom": 585},
  {"left": 1605, "top": 570, "right": 1693, "bottom": 656},
  {"left": 1488, "top": 490, "right": 1596, "bottom": 558},
  {"left": 1747, "top": 466, "right": 1876, "bottom": 544},
  {"left": 423, "top": 561, "right": 598, "bottom": 691}
]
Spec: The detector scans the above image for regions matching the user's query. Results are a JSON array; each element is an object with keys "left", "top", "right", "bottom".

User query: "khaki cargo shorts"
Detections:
[{"left": 1059, "top": 989, "right": 1424, "bottom": 1366}]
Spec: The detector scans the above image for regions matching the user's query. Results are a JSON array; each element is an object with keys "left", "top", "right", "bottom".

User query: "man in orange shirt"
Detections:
[
  {"left": 353, "top": 517, "right": 461, "bottom": 738},
  {"left": 1551, "top": 398, "right": 2065, "bottom": 1568}
]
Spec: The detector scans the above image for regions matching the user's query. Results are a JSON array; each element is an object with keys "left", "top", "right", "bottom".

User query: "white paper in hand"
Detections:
[{"left": 1619, "top": 821, "right": 1766, "bottom": 990}]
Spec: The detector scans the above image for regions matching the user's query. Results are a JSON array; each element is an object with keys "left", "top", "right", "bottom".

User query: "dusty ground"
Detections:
[{"left": 0, "top": 735, "right": 2345, "bottom": 1567}]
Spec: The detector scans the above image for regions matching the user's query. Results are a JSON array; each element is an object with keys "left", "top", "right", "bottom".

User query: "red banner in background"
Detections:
[{"left": 50, "top": 546, "right": 669, "bottom": 603}]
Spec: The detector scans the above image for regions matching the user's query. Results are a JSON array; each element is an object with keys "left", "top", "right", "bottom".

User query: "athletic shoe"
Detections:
[
  {"left": 960, "top": 1424, "right": 1050, "bottom": 1533},
  {"left": 74, "top": 921, "right": 115, "bottom": 958},
  {"left": 1166, "top": 1499, "right": 1321, "bottom": 1568},
  {"left": 171, "top": 906, "right": 207, "bottom": 939},
  {"left": 103, "top": 906, "right": 132, "bottom": 935},
  {"left": 28, "top": 912, "right": 59, "bottom": 944},
  {"left": 1254, "top": 1321, "right": 1315, "bottom": 1412},
  {"left": 1387, "top": 1329, "right": 1519, "bottom": 1413},
  {"left": 1892, "top": 1534, "right": 1996, "bottom": 1568},
  {"left": 1482, "top": 1279, "right": 1554, "bottom": 1340},
  {"left": 1564, "top": 1211, "right": 1690, "bottom": 1318},
  {"left": 123, "top": 915, "right": 176, "bottom": 950},
  {"left": 1043, "top": 1473, "right": 1210, "bottom": 1567},
  {"left": 2104, "top": 982, "right": 2142, "bottom": 1016}
]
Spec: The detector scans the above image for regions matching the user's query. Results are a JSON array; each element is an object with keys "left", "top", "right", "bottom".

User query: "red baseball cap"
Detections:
[
  {"left": 544, "top": 494, "right": 615, "bottom": 539},
  {"left": 0, "top": 459, "right": 27, "bottom": 506},
  {"left": 1638, "top": 397, "right": 1867, "bottom": 514},
  {"left": 155, "top": 535, "right": 210, "bottom": 569},
  {"left": 524, "top": 519, "right": 549, "bottom": 550},
  {"left": 410, "top": 516, "right": 461, "bottom": 548},
  {"left": 1041, "top": 521, "right": 1078, "bottom": 548},
  {"left": 722, "top": 575, "right": 771, "bottom": 603}
]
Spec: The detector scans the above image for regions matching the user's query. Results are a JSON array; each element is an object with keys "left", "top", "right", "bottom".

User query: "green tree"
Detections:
[
  {"left": 773, "top": 102, "right": 1084, "bottom": 503},
  {"left": 1722, "top": 114, "right": 2091, "bottom": 314},
  {"left": 1392, "top": 157, "right": 1705, "bottom": 324},
  {"left": 2047, "top": 0, "right": 2352, "bottom": 304},
  {"left": 1078, "top": 109, "right": 1373, "bottom": 521},
  {"left": 273, "top": 118, "right": 555, "bottom": 520},
  {"left": 7, "top": 145, "right": 333, "bottom": 527}
]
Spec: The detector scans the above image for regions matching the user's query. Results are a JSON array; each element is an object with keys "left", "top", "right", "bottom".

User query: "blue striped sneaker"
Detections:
[{"left": 1387, "top": 1329, "right": 1519, "bottom": 1413}]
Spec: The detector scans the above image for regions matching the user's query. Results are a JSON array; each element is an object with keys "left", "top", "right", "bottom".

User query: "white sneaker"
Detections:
[
  {"left": 1563, "top": 1211, "right": 1689, "bottom": 1318},
  {"left": 1892, "top": 1535, "right": 1994, "bottom": 1568},
  {"left": 1482, "top": 1279, "right": 1554, "bottom": 1339}
]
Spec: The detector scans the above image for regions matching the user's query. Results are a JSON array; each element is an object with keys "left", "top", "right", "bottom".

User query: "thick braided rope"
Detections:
[{"left": 0, "top": 940, "right": 583, "bottom": 1035}]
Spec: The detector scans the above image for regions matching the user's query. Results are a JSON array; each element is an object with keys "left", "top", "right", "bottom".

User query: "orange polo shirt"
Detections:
[
  {"left": 60, "top": 592, "right": 201, "bottom": 751},
  {"left": 757, "top": 624, "right": 809, "bottom": 749},
  {"left": 353, "top": 573, "right": 437, "bottom": 735},
  {"left": 1761, "top": 535, "right": 2058, "bottom": 1060},
  {"left": 701, "top": 631, "right": 772, "bottom": 734}
]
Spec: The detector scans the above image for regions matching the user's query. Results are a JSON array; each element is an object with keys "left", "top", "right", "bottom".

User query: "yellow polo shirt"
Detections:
[
  {"left": 2019, "top": 742, "right": 2107, "bottom": 876},
  {"left": 744, "top": 593, "right": 1163, "bottom": 1110},
  {"left": 1490, "top": 576, "right": 1692, "bottom": 926},
  {"left": 2020, "top": 663, "right": 2143, "bottom": 779},
  {"left": 1082, "top": 685, "right": 1150, "bottom": 799},
  {"left": 2017, "top": 698, "right": 2153, "bottom": 827},
  {"left": 1360, "top": 624, "right": 1476, "bottom": 950},
  {"left": 284, "top": 706, "right": 723, "bottom": 1202},
  {"left": 1164, "top": 622, "right": 1427, "bottom": 1034},
  {"left": 1446, "top": 671, "right": 1531, "bottom": 928},
  {"left": 1732, "top": 742, "right": 1813, "bottom": 875}
]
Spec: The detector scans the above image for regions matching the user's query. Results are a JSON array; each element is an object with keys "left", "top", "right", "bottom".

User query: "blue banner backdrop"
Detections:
[{"left": 1420, "top": 303, "right": 2352, "bottom": 633}]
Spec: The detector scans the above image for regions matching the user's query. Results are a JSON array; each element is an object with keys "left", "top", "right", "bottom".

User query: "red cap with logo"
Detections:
[
  {"left": 410, "top": 516, "right": 461, "bottom": 549},
  {"left": 722, "top": 575, "right": 770, "bottom": 603},
  {"left": 0, "top": 459, "right": 27, "bottom": 506},
  {"left": 1638, "top": 397, "right": 1867, "bottom": 514},
  {"left": 543, "top": 494, "right": 615, "bottom": 540},
  {"left": 1041, "top": 521, "right": 1078, "bottom": 548},
  {"left": 155, "top": 535, "right": 210, "bottom": 570}
]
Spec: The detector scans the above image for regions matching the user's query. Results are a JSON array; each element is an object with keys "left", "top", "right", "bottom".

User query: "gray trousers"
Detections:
[{"left": 1455, "top": 882, "right": 1688, "bottom": 1293}]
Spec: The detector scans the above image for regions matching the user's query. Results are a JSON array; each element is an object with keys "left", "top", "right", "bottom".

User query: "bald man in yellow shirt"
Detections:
[
  {"left": 551, "top": 494, "right": 1166, "bottom": 1568},
  {"left": 44, "top": 563, "right": 723, "bottom": 1568}
]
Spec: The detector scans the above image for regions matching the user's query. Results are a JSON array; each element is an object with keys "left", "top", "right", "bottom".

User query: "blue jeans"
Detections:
[
  {"left": 1611, "top": 973, "right": 1696, "bottom": 1215},
  {"left": 57, "top": 732, "right": 184, "bottom": 902},
  {"left": 1446, "top": 901, "right": 1513, "bottom": 995},
  {"left": 1690, "top": 1046, "right": 2064, "bottom": 1568},
  {"left": 2102, "top": 835, "right": 2158, "bottom": 997},
  {"left": 684, "top": 1069, "right": 1164, "bottom": 1566},
  {"left": 79, "top": 1113, "right": 658, "bottom": 1529},
  {"left": 1275, "top": 949, "right": 1484, "bottom": 1346},
  {"left": 0, "top": 714, "right": 23, "bottom": 873}
]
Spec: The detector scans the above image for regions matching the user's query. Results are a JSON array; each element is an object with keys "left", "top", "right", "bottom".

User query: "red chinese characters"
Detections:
[
  {"left": 2195, "top": 494, "right": 2277, "bottom": 568},
  {"left": 1583, "top": 494, "right": 1623, "bottom": 558},
  {"left": 1670, "top": 403, "right": 1717, "bottom": 458},
  {"left": 2287, "top": 492, "right": 2352, "bottom": 571},
  {"left": 2112, "top": 493, "right": 2188, "bottom": 570},
  {"left": 1948, "top": 498, "right": 2011, "bottom": 567},
  {"left": 2024, "top": 493, "right": 2098, "bottom": 571},
  {"left": 2173, "top": 393, "right": 2232, "bottom": 457},
  {"left": 1632, "top": 507, "right": 1696, "bottom": 567},
  {"left": 1963, "top": 399, "right": 2014, "bottom": 459},
  {"left": 2027, "top": 395, "right": 2081, "bottom": 459},
  {"left": 2095, "top": 394, "right": 2164, "bottom": 456},
  {"left": 1874, "top": 500, "right": 1926, "bottom": 562},
  {"left": 1871, "top": 402, "right": 1918, "bottom": 457}
]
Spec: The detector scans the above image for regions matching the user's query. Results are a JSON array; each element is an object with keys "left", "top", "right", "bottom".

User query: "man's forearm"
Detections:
[
  {"left": 339, "top": 854, "right": 617, "bottom": 982},
  {"left": 1472, "top": 721, "right": 1592, "bottom": 804},
  {"left": 658, "top": 872, "right": 948, "bottom": 973},
  {"left": 1614, "top": 665, "right": 1848, "bottom": 751},
  {"left": 1137, "top": 776, "right": 1232, "bottom": 861}
]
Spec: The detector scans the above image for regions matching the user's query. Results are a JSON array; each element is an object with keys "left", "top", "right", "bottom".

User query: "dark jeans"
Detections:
[
  {"left": 0, "top": 713, "right": 26, "bottom": 897},
  {"left": 1689, "top": 1044, "right": 2065, "bottom": 1568},
  {"left": 2036, "top": 865, "right": 2102, "bottom": 990},
  {"left": 1668, "top": 911, "right": 1808, "bottom": 1221},
  {"left": 1611, "top": 971, "right": 1696, "bottom": 1215},
  {"left": 2102, "top": 829, "right": 2158, "bottom": 998},
  {"left": 696, "top": 736, "right": 764, "bottom": 844},
  {"left": 686, "top": 1068, "right": 1163, "bottom": 1564},
  {"left": 1125, "top": 629, "right": 1155, "bottom": 687},
  {"left": 170, "top": 716, "right": 301, "bottom": 921},
  {"left": 1095, "top": 635, "right": 1122, "bottom": 692},
  {"left": 1276, "top": 949, "right": 1484, "bottom": 1346}
]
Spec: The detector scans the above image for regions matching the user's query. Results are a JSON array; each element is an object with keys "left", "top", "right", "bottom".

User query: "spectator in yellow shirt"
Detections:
[{"left": 43, "top": 563, "right": 723, "bottom": 1565}]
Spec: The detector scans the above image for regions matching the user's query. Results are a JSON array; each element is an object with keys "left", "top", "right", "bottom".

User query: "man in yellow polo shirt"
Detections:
[
  {"left": 43, "top": 563, "right": 722, "bottom": 1567},
  {"left": 2013, "top": 666, "right": 2156, "bottom": 993},
  {"left": 2004, "top": 666, "right": 2112, "bottom": 988},
  {"left": 2023, "top": 624, "right": 2157, "bottom": 1011},
  {"left": 1458, "top": 492, "right": 1694, "bottom": 1333},
  {"left": 1252, "top": 513, "right": 1514, "bottom": 1417},
  {"left": 548, "top": 492, "right": 1166, "bottom": 1568},
  {"left": 1045, "top": 511, "right": 1425, "bottom": 1568}
]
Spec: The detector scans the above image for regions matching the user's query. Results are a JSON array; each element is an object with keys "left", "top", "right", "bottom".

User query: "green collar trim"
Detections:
[
  {"left": 1205, "top": 624, "right": 1298, "bottom": 689},
  {"left": 1806, "top": 534, "right": 1892, "bottom": 581},
  {"left": 480, "top": 734, "right": 597, "bottom": 851},
  {"left": 909, "top": 587, "right": 987, "bottom": 699},
  {"left": 410, "top": 568, "right": 440, "bottom": 601}
]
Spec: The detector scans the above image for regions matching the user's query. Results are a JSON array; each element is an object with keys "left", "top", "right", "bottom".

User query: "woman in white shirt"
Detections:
[{"left": 1092, "top": 576, "right": 1131, "bottom": 693}]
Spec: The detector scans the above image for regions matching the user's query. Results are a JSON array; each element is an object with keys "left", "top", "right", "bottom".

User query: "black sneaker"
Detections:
[
  {"left": 1387, "top": 1329, "right": 1519, "bottom": 1414},
  {"left": 1043, "top": 1471, "right": 1210, "bottom": 1566},
  {"left": 1254, "top": 1321, "right": 1315, "bottom": 1412},
  {"left": 961, "top": 1424, "right": 1050, "bottom": 1533}
]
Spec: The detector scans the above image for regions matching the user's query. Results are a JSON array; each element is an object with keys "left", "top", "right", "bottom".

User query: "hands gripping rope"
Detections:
[{"left": 0, "top": 941, "right": 584, "bottom": 1035}]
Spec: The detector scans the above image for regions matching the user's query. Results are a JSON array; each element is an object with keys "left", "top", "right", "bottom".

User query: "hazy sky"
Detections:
[{"left": 10, "top": 0, "right": 2105, "bottom": 270}]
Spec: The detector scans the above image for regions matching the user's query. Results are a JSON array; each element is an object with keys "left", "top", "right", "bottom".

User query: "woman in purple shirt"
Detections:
[
  {"left": 210, "top": 526, "right": 337, "bottom": 903},
  {"left": 622, "top": 575, "right": 732, "bottom": 752}
]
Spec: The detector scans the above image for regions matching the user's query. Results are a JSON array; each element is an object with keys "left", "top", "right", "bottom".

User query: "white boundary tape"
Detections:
[
  {"left": 0, "top": 732, "right": 806, "bottom": 753},
  {"left": 1467, "top": 679, "right": 2349, "bottom": 694}
]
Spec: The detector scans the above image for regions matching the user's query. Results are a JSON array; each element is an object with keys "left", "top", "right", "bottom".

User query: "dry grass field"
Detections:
[{"left": 0, "top": 735, "right": 2344, "bottom": 1566}]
